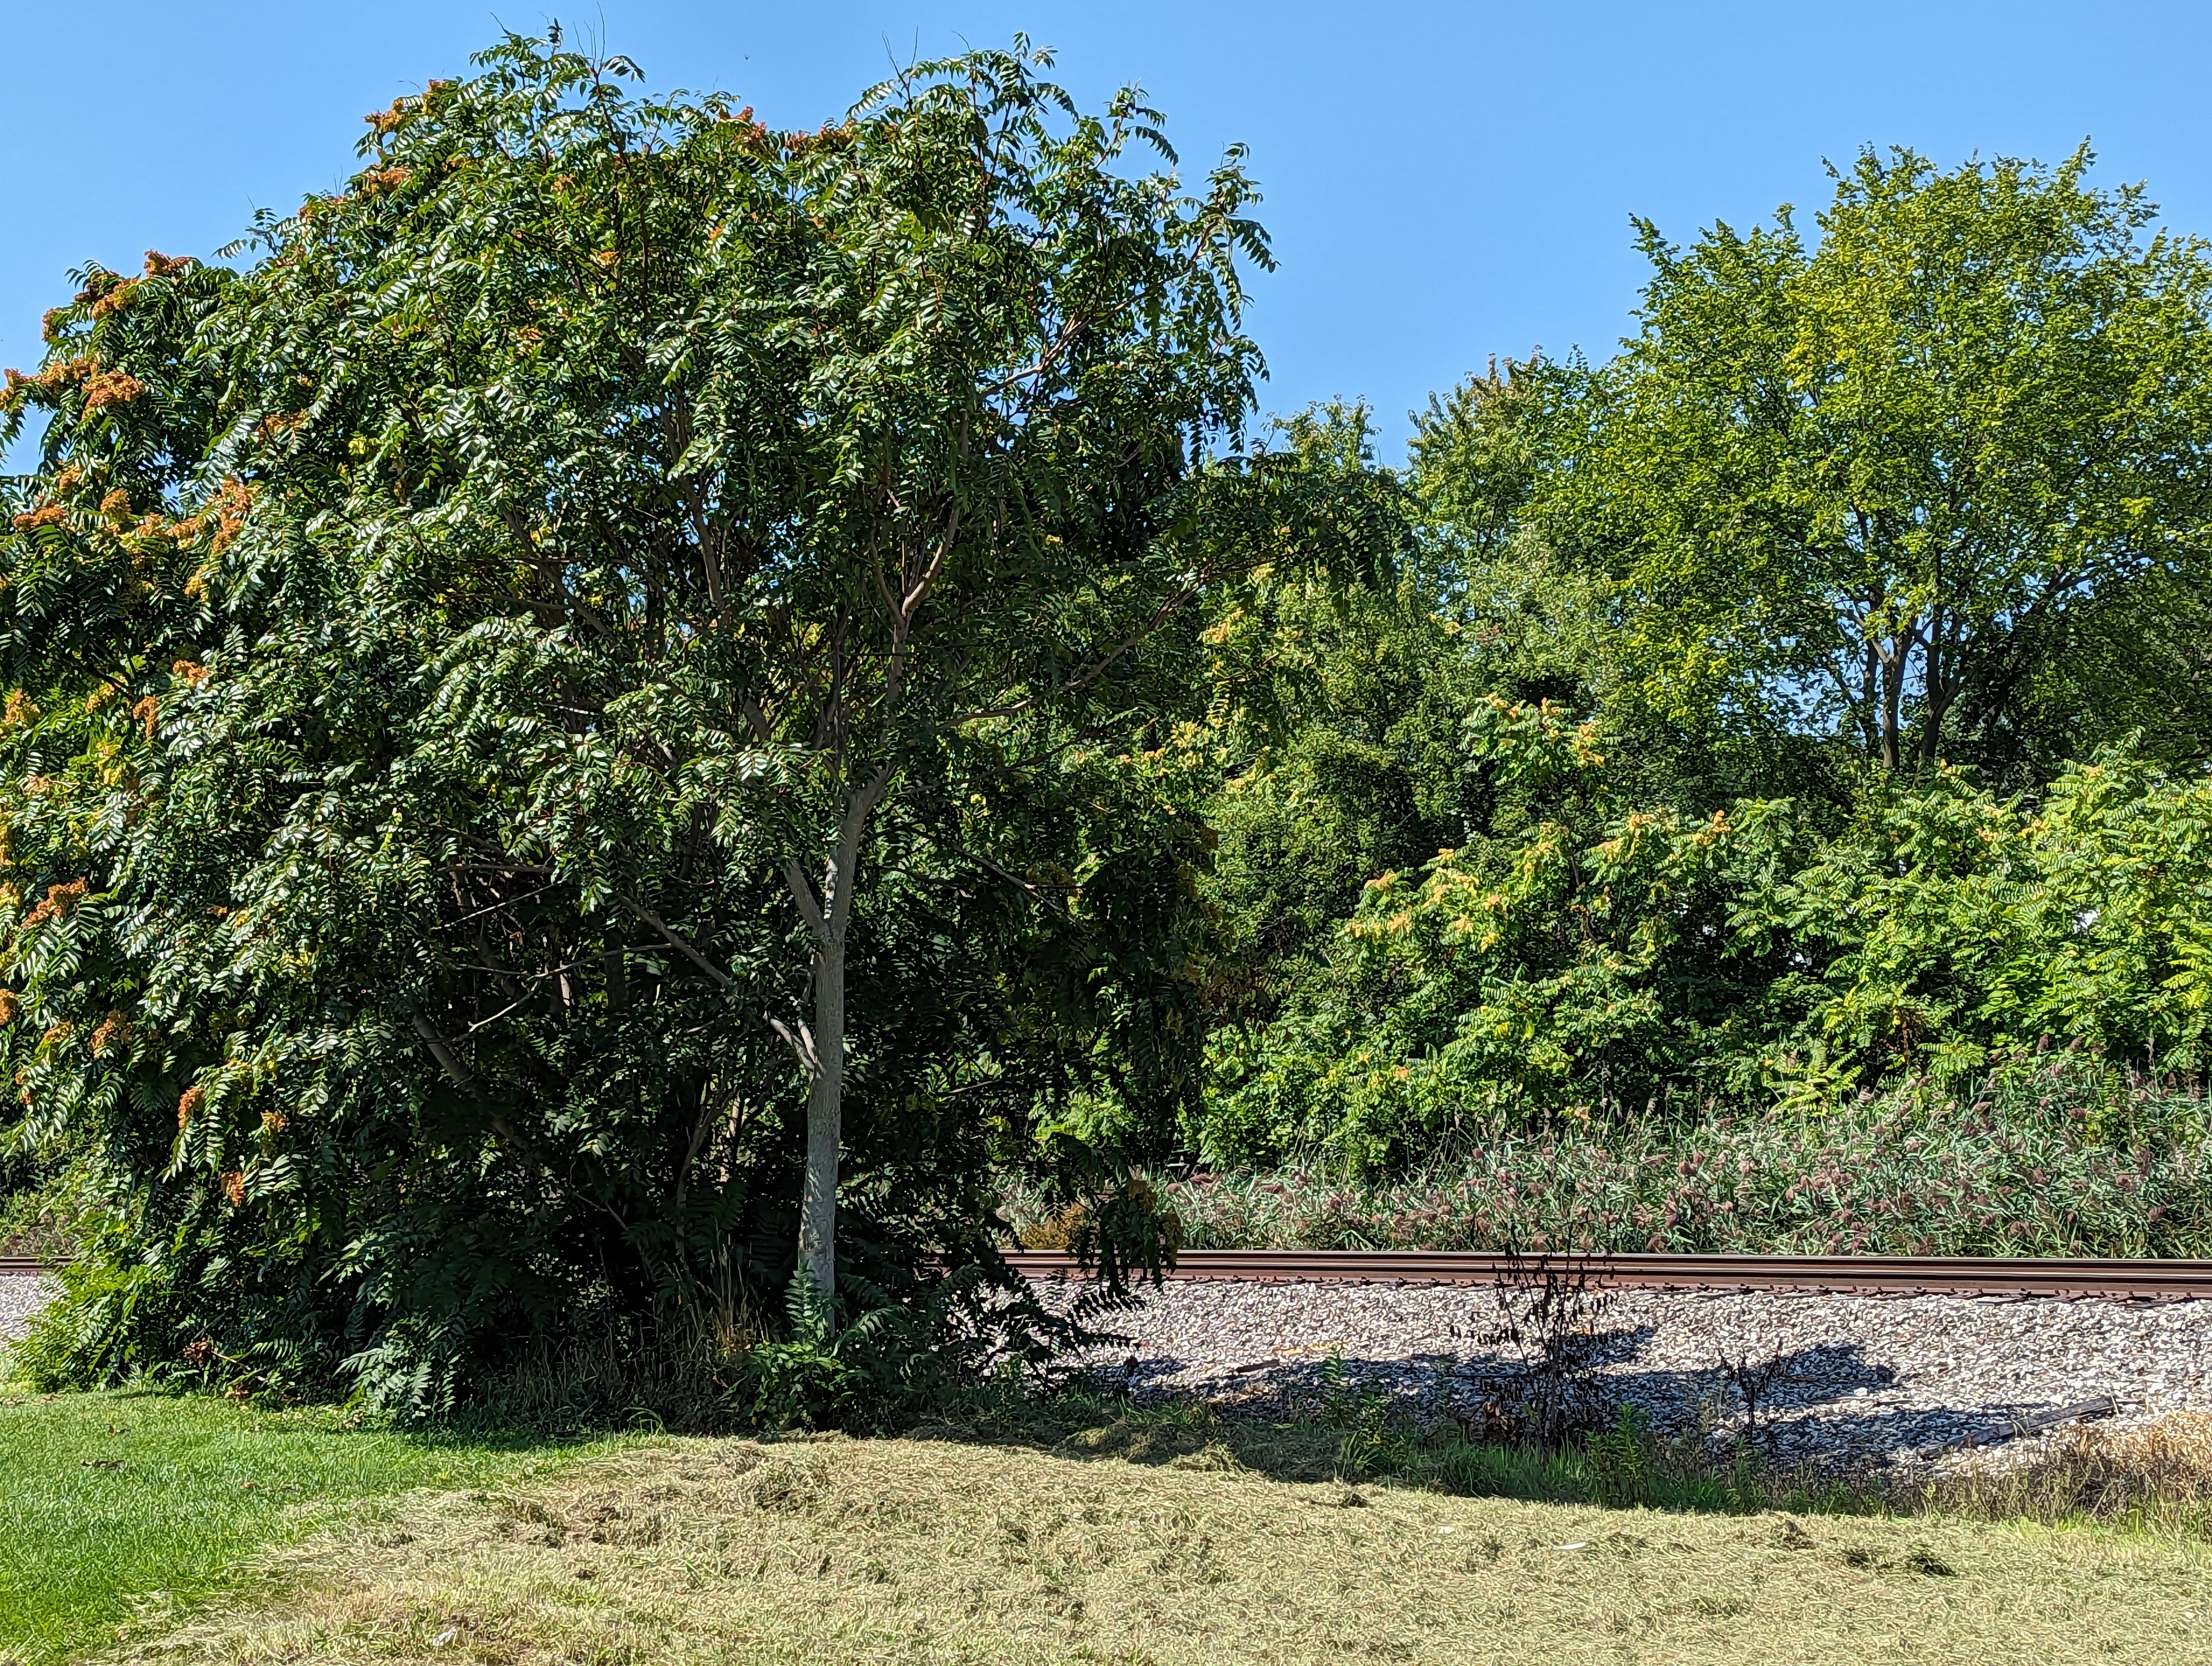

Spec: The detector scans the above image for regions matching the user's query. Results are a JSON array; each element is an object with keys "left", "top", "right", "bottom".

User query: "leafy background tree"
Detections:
[
  {"left": 1185, "top": 146, "right": 2212, "bottom": 1174},
  {"left": 1536, "top": 145, "right": 2212, "bottom": 781}
]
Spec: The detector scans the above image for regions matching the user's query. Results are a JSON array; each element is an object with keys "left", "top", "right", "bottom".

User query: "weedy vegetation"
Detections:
[{"left": 1068, "top": 1062, "right": 2212, "bottom": 1257}]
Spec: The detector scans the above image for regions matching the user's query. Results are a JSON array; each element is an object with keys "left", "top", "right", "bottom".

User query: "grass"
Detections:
[
  {"left": 115, "top": 1422, "right": 2212, "bottom": 1665},
  {"left": 0, "top": 1390, "right": 625, "bottom": 1666},
  {"left": 1097, "top": 1060, "right": 2212, "bottom": 1258},
  {"left": 9, "top": 1380, "right": 2212, "bottom": 1662}
]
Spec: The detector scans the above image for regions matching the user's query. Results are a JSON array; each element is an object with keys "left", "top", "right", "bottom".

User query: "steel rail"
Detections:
[
  {"left": 7, "top": 1250, "right": 2209, "bottom": 1299},
  {"left": 1002, "top": 1248, "right": 2212, "bottom": 1300}
]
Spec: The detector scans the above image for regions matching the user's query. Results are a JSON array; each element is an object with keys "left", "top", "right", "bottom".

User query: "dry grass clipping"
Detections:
[
  {"left": 114, "top": 1433, "right": 2212, "bottom": 1666},
  {"left": 1933, "top": 1411, "right": 2212, "bottom": 1529}
]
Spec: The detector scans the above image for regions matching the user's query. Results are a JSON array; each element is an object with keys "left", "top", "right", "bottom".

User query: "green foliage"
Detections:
[
  {"left": 1407, "top": 355, "right": 1582, "bottom": 569},
  {"left": 1146, "top": 1061, "right": 2211, "bottom": 1255},
  {"left": 11, "top": 26, "right": 2212, "bottom": 1448},
  {"left": 1198, "top": 710, "right": 2212, "bottom": 1167},
  {"left": 732, "top": 1274, "right": 930, "bottom": 1433},
  {"left": 1189, "top": 408, "right": 1460, "bottom": 1023},
  {"left": 730, "top": 1265, "right": 1016, "bottom": 1433},
  {"left": 1178, "top": 148, "right": 2212, "bottom": 1176},
  {"left": 1509, "top": 146, "right": 2212, "bottom": 778},
  {"left": 0, "top": 33, "right": 1282, "bottom": 1409}
]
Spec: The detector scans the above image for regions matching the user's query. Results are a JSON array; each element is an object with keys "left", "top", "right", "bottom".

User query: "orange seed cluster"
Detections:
[
  {"left": 23, "top": 879, "right": 87, "bottom": 927},
  {"left": 83, "top": 368, "right": 146, "bottom": 409},
  {"left": 89, "top": 280, "right": 140, "bottom": 319},
  {"left": 88, "top": 1010, "right": 130, "bottom": 1056}
]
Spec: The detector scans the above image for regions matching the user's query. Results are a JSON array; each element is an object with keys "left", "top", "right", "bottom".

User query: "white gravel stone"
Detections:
[
  {"left": 1, "top": 1272, "right": 54, "bottom": 1345},
  {"left": 1053, "top": 1277, "right": 2212, "bottom": 1474}
]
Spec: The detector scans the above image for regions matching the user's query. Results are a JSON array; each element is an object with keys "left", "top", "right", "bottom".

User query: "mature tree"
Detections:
[
  {"left": 1529, "top": 147, "right": 2212, "bottom": 775},
  {"left": 0, "top": 34, "right": 1279, "bottom": 1400},
  {"left": 1406, "top": 355, "right": 1576, "bottom": 566}
]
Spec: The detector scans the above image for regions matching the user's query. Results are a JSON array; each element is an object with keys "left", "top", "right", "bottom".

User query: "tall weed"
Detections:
[{"left": 1021, "top": 1063, "right": 2212, "bottom": 1256}]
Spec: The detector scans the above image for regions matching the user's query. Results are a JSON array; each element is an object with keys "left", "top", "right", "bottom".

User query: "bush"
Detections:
[{"left": 1196, "top": 720, "right": 2212, "bottom": 1171}]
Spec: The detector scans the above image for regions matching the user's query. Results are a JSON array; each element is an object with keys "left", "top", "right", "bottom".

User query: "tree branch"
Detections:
[
  {"left": 411, "top": 1013, "right": 475, "bottom": 1086},
  {"left": 621, "top": 898, "right": 735, "bottom": 989}
]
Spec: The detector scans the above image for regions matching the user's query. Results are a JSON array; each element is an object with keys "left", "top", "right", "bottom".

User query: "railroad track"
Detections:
[
  {"left": 1003, "top": 1248, "right": 2212, "bottom": 1300},
  {"left": 9, "top": 1250, "right": 2209, "bottom": 1299}
]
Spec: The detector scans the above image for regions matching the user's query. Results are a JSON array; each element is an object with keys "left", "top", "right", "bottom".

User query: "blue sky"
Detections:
[{"left": 5, "top": 2, "right": 2210, "bottom": 466}]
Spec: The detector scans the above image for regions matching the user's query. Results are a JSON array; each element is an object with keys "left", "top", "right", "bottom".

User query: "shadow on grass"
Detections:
[
  {"left": 899, "top": 1364, "right": 2212, "bottom": 1542},
  {"left": 901, "top": 1377, "right": 1888, "bottom": 1522}
]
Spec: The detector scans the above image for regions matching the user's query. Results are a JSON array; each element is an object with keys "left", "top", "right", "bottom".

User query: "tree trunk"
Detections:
[
  {"left": 1917, "top": 620, "right": 1954, "bottom": 765},
  {"left": 785, "top": 771, "right": 888, "bottom": 1310},
  {"left": 1916, "top": 687, "right": 1952, "bottom": 765},
  {"left": 1879, "top": 644, "right": 1905, "bottom": 770},
  {"left": 795, "top": 929, "right": 844, "bottom": 1303}
]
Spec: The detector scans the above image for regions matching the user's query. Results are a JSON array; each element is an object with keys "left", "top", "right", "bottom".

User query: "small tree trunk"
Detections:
[
  {"left": 1880, "top": 648, "right": 1905, "bottom": 770},
  {"left": 795, "top": 931, "right": 844, "bottom": 1302},
  {"left": 1917, "top": 625, "right": 1953, "bottom": 765},
  {"left": 786, "top": 772, "right": 886, "bottom": 1311},
  {"left": 1916, "top": 693, "right": 1951, "bottom": 765}
]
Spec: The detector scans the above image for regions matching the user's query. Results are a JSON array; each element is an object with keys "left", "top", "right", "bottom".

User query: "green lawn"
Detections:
[
  {"left": 0, "top": 1390, "right": 620, "bottom": 1665},
  {"left": 8, "top": 1382, "right": 2211, "bottom": 1665},
  {"left": 112, "top": 1433, "right": 2212, "bottom": 1666}
]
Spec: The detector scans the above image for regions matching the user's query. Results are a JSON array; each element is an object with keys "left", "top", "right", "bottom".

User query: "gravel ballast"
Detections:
[
  {"left": 1, "top": 1272, "right": 54, "bottom": 1346},
  {"left": 1060, "top": 1277, "right": 2212, "bottom": 1473}
]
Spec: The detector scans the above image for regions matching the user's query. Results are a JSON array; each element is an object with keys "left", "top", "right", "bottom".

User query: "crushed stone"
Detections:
[
  {"left": 1, "top": 1272, "right": 54, "bottom": 1346},
  {"left": 1051, "top": 1277, "right": 2212, "bottom": 1474},
  {"left": 12, "top": 1261, "right": 2202, "bottom": 1475}
]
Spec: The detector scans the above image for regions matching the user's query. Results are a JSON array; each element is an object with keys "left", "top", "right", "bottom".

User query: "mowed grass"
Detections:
[
  {"left": 0, "top": 1391, "right": 620, "bottom": 1665},
  {"left": 126, "top": 1431, "right": 2212, "bottom": 1666}
]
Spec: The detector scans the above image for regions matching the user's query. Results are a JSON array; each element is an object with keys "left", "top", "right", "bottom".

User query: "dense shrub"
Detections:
[{"left": 1197, "top": 702, "right": 2212, "bottom": 1169}]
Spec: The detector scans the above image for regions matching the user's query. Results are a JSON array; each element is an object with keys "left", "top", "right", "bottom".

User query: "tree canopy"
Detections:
[
  {"left": 1192, "top": 149, "right": 2212, "bottom": 1172},
  {"left": 8, "top": 62, "right": 2212, "bottom": 1406},
  {"left": 1436, "top": 148, "right": 2212, "bottom": 784},
  {"left": 0, "top": 34, "right": 1296, "bottom": 1406}
]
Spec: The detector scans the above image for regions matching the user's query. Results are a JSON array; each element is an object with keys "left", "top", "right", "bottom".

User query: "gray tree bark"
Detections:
[
  {"left": 794, "top": 926, "right": 845, "bottom": 1302},
  {"left": 785, "top": 770, "right": 889, "bottom": 1308}
]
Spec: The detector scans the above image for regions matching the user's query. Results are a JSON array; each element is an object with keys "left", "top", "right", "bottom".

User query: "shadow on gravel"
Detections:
[{"left": 1060, "top": 1330, "right": 2035, "bottom": 1475}]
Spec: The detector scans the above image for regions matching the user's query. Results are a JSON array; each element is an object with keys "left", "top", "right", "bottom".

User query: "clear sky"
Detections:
[{"left": 5, "top": 1, "right": 2210, "bottom": 466}]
